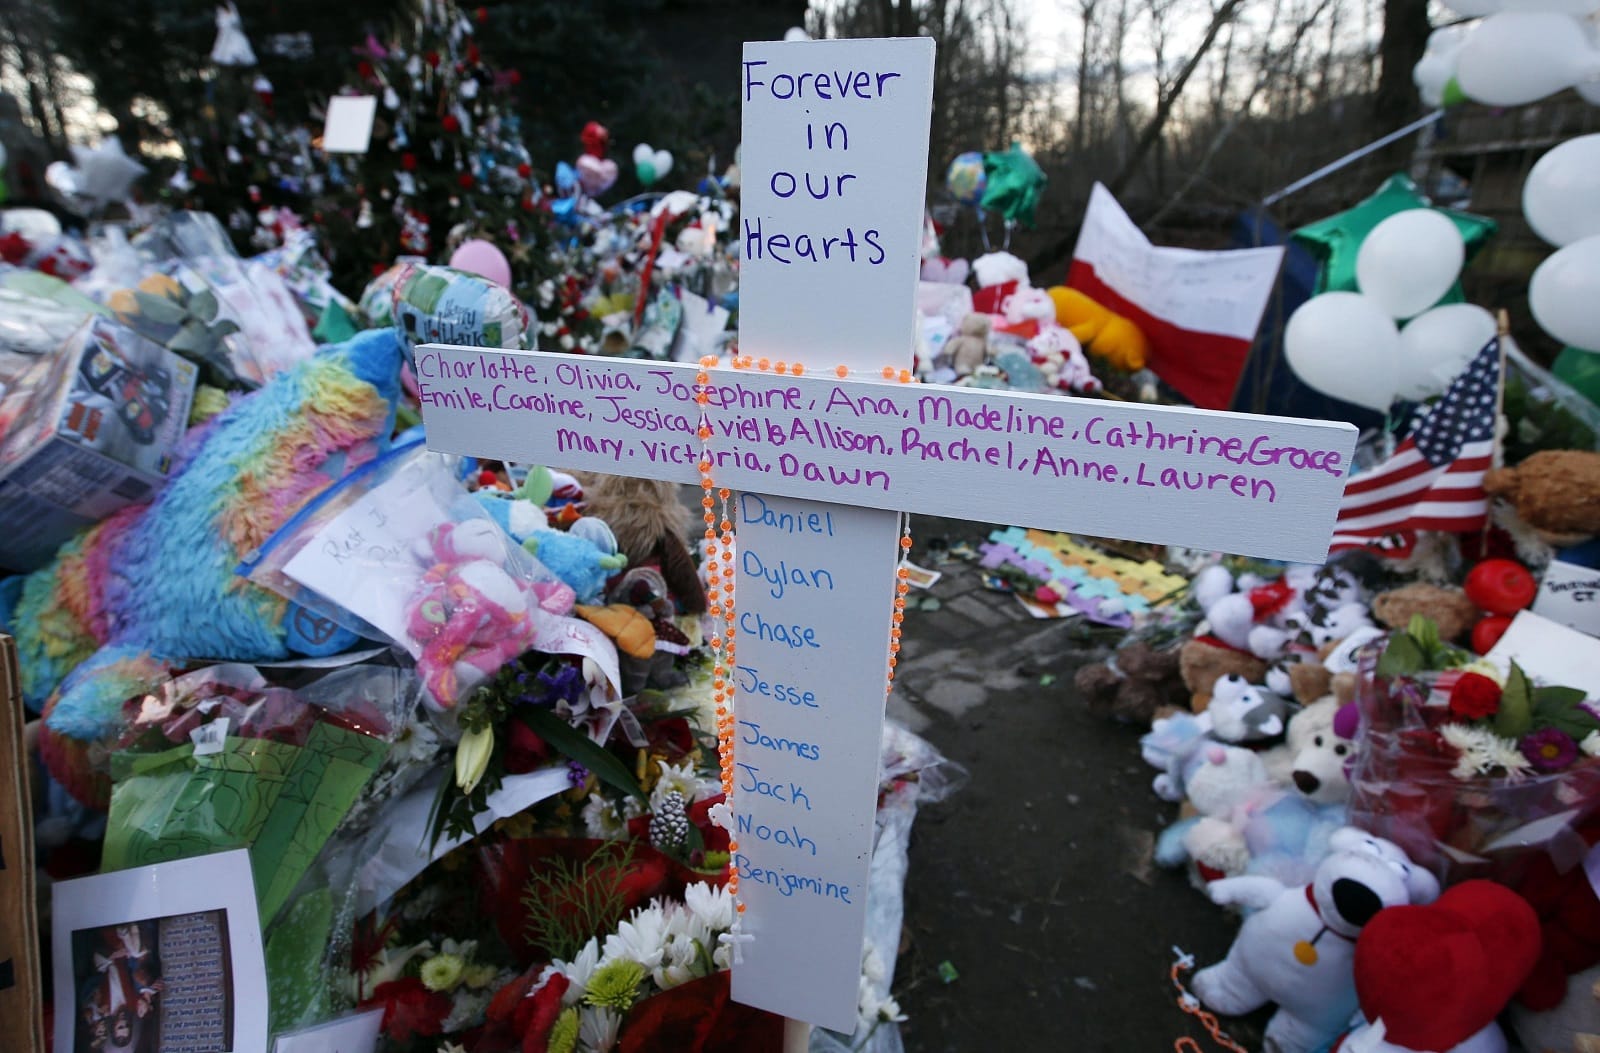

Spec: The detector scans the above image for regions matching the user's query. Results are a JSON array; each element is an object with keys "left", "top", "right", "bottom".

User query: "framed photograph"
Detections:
[{"left": 52, "top": 850, "right": 267, "bottom": 1053}]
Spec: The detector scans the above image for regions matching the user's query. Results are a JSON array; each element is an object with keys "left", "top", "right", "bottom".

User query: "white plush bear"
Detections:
[
  {"left": 1282, "top": 698, "right": 1358, "bottom": 804},
  {"left": 1193, "top": 829, "right": 1440, "bottom": 1053},
  {"left": 1026, "top": 324, "right": 1101, "bottom": 394}
]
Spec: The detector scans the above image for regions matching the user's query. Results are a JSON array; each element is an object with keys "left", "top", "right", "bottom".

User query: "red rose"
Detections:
[
  {"left": 1448, "top": 672, "right": 1502, "bottom": 721},
  {"left": 503, "top": 719, "right": 551, "bottom": 773},
  {"left": 369, "top": 977, "right": 451, "bottom": 1041}
]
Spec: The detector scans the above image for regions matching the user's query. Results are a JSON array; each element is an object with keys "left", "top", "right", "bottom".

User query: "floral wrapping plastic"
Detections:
[
  {"left": 1348, "top": 643, "right": 1600, "bottom": 884},
  {"left": 238, "top": 442, "right": 575, "bottom": 710}
]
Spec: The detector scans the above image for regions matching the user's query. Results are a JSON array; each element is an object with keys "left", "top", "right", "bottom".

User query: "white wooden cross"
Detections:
[{"left": 420, "top": 36, "right": 1357, "bottom": 1031}]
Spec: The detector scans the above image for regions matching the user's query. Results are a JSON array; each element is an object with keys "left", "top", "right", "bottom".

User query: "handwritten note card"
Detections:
[{"left": 1532, "top": 558, "right": 1600, "bottom": 637}]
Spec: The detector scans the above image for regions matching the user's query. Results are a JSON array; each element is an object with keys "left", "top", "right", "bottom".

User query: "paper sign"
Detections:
[
  {"left": 417, "top": 347, "right": 1358, "bottom": 565},
  {"left": 1486, "top": 610, "right": 1600, "bottom": 699},
  {"left": 1532, "top": 558, "right": 1600, "bottom": 637},
  {"left": 321, "top": 96, "right": 377, "bottom": 154},
  {"left": 53, "top": 849, "right": 269, "bottom": 1053},
  {"left": 0, "top": 636, "right": 43, "bottom": 1053},
  {"left": 272, "top": 1008, "right": 384, "bottom": 1053}
]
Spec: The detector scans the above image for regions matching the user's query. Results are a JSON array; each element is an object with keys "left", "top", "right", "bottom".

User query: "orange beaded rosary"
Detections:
[{"left": 693, "top": 354, "right": 917, "bottom": 922}]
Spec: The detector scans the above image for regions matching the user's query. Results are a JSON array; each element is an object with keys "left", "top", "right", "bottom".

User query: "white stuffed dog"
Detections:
[{"left": 1192, "top": 828, "right": 1440, "bottom": 1053}]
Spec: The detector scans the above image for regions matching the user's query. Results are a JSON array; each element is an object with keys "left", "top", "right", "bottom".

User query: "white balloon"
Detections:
[
  {"left": 784, "top": 26, "right": 811, "bottom": 41},
  {"left": 652, "top": 148, "right": 673, "bottom": 178},
  {"left": 1456, "top": 12, "right": 1600, "bottom": 105},
  {"left": 1285, "top": 292, "right": 1404, "bottom": 411},
  {"left": 1531, "top": 234, "right": 1600, "bottom": 350},
  {"left": 1441, "top": 0, "right": 1502, "bottom": 15},
  {"left": 1524, "top": 134, "right": 1600, "bottom": 246},
  {"left": 1356, "top": 209, "right": 1465, "bottom": 320},
  {"left": 1414, "top": 24, "right": 1472, "bottom": 106},
  {"left": 632, "top": 142, "right": 653, "bottom": 166},
  {"left": 1395, "top": 304, "right": 1498, "bottom": 399}
]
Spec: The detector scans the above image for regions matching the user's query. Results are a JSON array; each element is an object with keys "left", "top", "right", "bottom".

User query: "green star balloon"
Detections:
[
  {"left": 1292, "top": 173, "right": 1498, "bottom": 302},
  {"left": 980, "top": 142, "right": 1046, "bottom": 228}
]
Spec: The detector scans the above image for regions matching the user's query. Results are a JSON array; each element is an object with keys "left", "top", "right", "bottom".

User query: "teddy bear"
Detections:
[
  {"left": 1332, "top": 880, "right": 1541, "bottom": 1053},
  {"left": 998, "top": 286, "right": 1057, "bottom": 339},
  {"left": 1026, "top": 325, "right": 1101, "bottom": 394},
  {"left": 1483, "top": 449, "right": 1600, "bottom": 546},
  {"left": 1192, "top": 828, "right": 1440, "bottom": 1053},
  {"left": 1205, "top": 673, "right": 1295, "bottom": 745},
  {"left": 942, "top": 314, "right": 992, "bottom": 378},
  {"left": 1045, "top": 285, "right": 1150, "bottom": 371},
  {"left": 1371, "top": 583, "right": 1479, "bottom": 643},
  {"left": 1153, "top": 742, "right": 1275, "bottom": 880},
  {"left": 1143, "top": 712, "right": 1267, "bottom": 802},
  {"left": 1075, "top": 638, "right": 1187, "bottom": 724}
]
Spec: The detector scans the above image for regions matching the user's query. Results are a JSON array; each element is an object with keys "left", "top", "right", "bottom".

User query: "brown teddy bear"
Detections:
[
  {"left": 1076, "top": 639, "right": 1187, "bottom": 724},
  {"left": 1483, "top": 449, "right": 1600, "bottom": 546},
  {"left": 1371, "top": 582, "right": 1479, "bottom": 643},
  {"left": 943, "top": 313, "right": 992, "bottom": 377},
  {"left": 1179, "top": 638, "right": 1269, "bottom": 713}
]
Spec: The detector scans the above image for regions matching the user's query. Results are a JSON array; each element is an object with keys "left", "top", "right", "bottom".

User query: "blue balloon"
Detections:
[
  {"left": 551, "top": 196, "right": 579, "bottom": 225},
  {"left": 555, "top": 161, "right": 578, "bottom": 194}
]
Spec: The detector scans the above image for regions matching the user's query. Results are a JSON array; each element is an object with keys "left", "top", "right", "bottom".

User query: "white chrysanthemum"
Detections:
[
  {"left": 558, "top": 939, "right": 601, "bottom": 1006},
  {"left": 651, "top": 760, "right": 709, "bottom": 812},
  {"left": 578, "top": 1005, "right": 621, "bottom": 1053},
  {"left": 684, "top": 882, "right": 734, "bottom": 933},
  {"left": 877, "top": 995, "right": 907, "bottom": 1023},
  {"left": 652, "top": 934, "right": 700, "bottom": 990},
  {"left": 1583, "top": 731, "right": 1600, "bottom": 757},
  {"left": 1441, "top": 723, "right": 1531, "bottom": 780},
  {"left": 442, "top": 985, "right": 492, "bottom": 1032},
  {"left": 712, "top": 939, "right": 732, "bottom": 971},
  {"left": 439, "top": 937, "right": 478, "bottom": 961},
  {"left": 862, "top": 945, "right": 887, "bottom": 985},
  {"left": 602, "top": 905, "right": 668, "bottom": 970},
  {"left": 582, "top": 796, "right": 629, "bottom": 841}
]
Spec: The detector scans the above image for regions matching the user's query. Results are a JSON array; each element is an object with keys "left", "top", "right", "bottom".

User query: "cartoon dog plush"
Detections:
[
  {"left": 1193, "top": 828, "right": 1440, "bottom": 1053},
  {"left": 1205, "top": 673, "right": 1294, "bottom": 744}
]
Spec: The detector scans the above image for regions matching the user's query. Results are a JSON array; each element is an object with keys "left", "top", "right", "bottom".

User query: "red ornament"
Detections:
[
  {"left": 425, "top": 50, "right": 441, "bottom": 68},
  {"left": 580, "top": 120, "right": 610, "bottom": 158},
  {"left": 441, "top": 114, "right": 460, "bottom": 134},
  {"left": 516, "top": 162, "right": 532, "bottom": 178},
  {"left": 508, "top": 69, "right": 522, "bottom": 85},
  {"left": 467, "top": 43, "right": 480, "bottom": 64},
  {"left": 1464, "top": 559, "right": 1538, "bottom": 616},
  {"left": 356, "top": 60, "right": 374, "bottom": 80},
  {"left": 1471, "top": 614, "right": 1513, "bottom": 655},
  {"left": 457, "top": 172, "right": 475, "bottom": 189},
  {"left": 1447, "top": 671, "right": 1503, "bottom": 721},
  {"left": 400, "top": 152, "right": 418, "bottom": 171},
  {"left": 476, "top": 5, "right": 488, "bottom": 21}
]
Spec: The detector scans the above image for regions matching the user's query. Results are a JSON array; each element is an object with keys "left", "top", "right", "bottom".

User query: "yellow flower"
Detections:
[
  {"left": 420, "top": 952, "right": 466, "bottom": 992},
  {"left": 455, "top": 725, "right": 494, "bottom": 794},
  {"left": 463, "top": 963, "right": 498, "bottom": 989}
]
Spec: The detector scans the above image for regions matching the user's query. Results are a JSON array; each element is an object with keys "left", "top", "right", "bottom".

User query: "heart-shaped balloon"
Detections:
[
  {"left": 576, "top": 154, "right": 618, "bottom": 196},
  {"left": 1354, "top": 880, "right": 1540, "bottom": 1053}
]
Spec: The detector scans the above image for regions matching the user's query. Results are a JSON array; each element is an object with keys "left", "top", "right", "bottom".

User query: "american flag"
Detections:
[{"left": 1329, "top": 338, "right": 1501, "bottom": 553}]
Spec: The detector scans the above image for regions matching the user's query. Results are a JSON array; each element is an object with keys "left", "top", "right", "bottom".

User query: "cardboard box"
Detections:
[
  {"left": 0, "top": 316, "right": 196, "bottom": 572},
  {"left": 0, "top": 634, "right": 44, "bottom": 1053}
]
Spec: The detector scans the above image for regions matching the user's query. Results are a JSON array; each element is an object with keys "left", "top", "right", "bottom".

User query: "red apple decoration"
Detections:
[
  {"left": 1471, "top": 614, "right": 1513, "bottom": 655},
  {"left": 1463, "top": 559, "right": 1537, "bottom": 616}
]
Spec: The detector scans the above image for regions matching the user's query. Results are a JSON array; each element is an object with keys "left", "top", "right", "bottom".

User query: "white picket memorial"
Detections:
[{"left": 419, "top": 35, "right": 1357, "bottom": 1032}]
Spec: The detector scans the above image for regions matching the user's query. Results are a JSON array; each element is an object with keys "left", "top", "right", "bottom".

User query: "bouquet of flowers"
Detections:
[{"left": 1349, "top": 614, "right": 1600, "bottom": 882}]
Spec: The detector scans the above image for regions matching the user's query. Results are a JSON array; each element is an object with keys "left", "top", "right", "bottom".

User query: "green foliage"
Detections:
[
  {"left": 521, "top": 839, "right": 638, "bottom": 962},
  {"left": 1495, "top": 661, "right": 1534, "bottom": 740},
  {"left": 1505, "top": 374, "right": 1598, "bottom": 464},
  {"left": 1376, "top": 615, "right": 1471, "bottom": 677}
]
